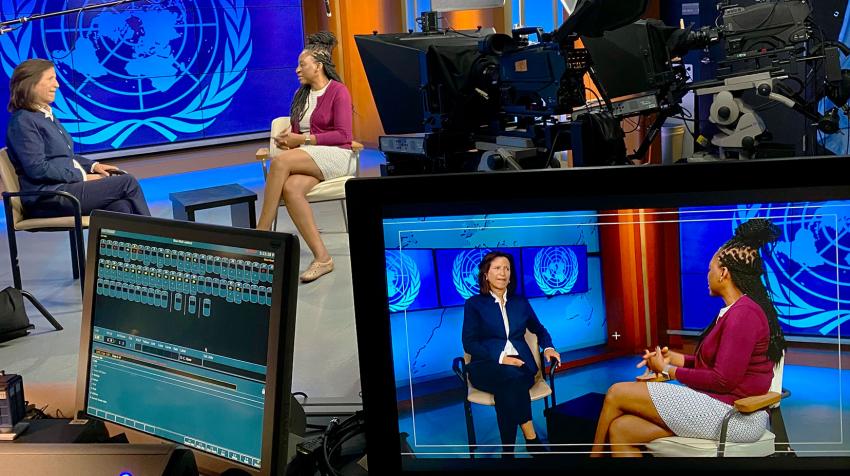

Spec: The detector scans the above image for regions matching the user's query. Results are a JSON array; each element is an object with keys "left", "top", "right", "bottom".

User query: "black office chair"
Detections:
[{"left": 0, "top": 148, "right": 86, "bottom": 296}]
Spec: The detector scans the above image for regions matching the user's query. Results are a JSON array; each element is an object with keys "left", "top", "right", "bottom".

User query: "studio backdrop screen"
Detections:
[
  {"left": 0, "top": 0, "right": 304, "bottom": 154},
  {"left": 679, "top": 201, "right": 850, "bottom": 338}
]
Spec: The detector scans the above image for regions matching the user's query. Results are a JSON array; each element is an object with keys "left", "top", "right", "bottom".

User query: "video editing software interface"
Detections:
[
  {"left": 85, "top": 228, "right": 276, "bottom": 469},
  {"left": 383, "top": 201, "right": 849, "bottom": 461}
]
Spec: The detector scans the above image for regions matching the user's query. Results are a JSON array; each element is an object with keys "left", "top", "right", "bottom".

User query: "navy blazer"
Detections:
[
  {"left": 462, "top": 293, "right": 554, "bottom": 374},
  {"left": 6, "top": 109, "right": 94, "bottom": 201}
]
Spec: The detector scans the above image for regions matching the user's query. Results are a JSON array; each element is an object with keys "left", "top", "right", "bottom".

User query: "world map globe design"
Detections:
[
  {"left": 47, "top": 0, "right": 218, "bottom": 113},
  {"left": 533, "top": 246, "right": 579, "bottom": 295},
  {"left": 452, "top": 249, "right": 492, "bottom": 300},
  {"left": 386, "top": 251, "right": 421, "bottom": 312},
  {"left": 733, "top": 202, "right": 850, "bottom": 335}
]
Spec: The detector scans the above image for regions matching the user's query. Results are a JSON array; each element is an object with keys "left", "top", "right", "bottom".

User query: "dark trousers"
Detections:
[
  {"left": 468, "top": 360, "right": 536, "bottom": 446},
  {"left": 27, "top": 174, "right": 151, "bottom": 218}
]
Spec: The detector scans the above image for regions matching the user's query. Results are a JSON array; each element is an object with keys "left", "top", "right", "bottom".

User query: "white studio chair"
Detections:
[
  {"left": 255, "top": 117, "right": 362, "bottom": 232},
  {"left": 645, "top": 355, "right": 792, "bottom": 457}
]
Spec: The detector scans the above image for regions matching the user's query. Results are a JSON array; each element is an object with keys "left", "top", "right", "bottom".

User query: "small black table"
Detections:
[{"left": 169, "top": 184, "right": 257, "bottom": 228}]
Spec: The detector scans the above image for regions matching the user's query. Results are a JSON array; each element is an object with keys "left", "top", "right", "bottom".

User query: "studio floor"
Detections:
[
  {"left": 0, "top": 141, "right": 386, "bottom": 405},
  {"left": 400, "top": 355, "right": 850, "bottom": 457}
]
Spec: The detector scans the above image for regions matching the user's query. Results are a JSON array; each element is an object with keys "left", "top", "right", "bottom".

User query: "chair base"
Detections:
[{"left": 646, "top": 430, "right": 776, "bottom": 457}]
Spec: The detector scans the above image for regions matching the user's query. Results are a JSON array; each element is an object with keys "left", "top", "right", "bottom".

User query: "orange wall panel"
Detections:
[
  {"left": 442, "top": 8, "right": 506, "bottom": 33},
  {"left": 302, "top": 1, "right": 403, "bottom": 146}
]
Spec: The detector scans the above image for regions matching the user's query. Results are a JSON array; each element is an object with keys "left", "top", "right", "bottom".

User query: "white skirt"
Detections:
[
  {"left": 301, "top": 145, "right": 356, "bottom": 181},
  {"left": 647, "top": 382, "right": 769, "bottom": 442}
]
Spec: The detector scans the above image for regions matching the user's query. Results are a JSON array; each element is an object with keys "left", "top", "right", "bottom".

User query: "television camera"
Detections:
[
  {"left": 358, "top": 0, "right": 850, "bottom": 174},
  {"left": 685, "top": 0, "right": 850, "bottom": 159},
  {"left": 357, "top": 0, "right": 649, "bottom": 175}
]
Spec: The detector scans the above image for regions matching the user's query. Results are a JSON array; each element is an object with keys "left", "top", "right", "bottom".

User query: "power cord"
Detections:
[{"left": 288, "top": 411, "right": 366, "bottom": 476}]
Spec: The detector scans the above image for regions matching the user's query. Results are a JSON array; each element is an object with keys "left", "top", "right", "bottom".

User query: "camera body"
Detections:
[{"left": 720, "top": 0, "right": 811, "bottom": 56}]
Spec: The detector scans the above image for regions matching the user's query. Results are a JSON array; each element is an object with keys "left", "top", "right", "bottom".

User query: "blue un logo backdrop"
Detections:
[
  {"left": 680, "top": 201, "right": 850, "bottom": 337},
  {"left": 734, "top": 202, "right": 850, "bottom": 336},
  {"left": 0, "top": 0, "right": 303, "bottom": 152}
]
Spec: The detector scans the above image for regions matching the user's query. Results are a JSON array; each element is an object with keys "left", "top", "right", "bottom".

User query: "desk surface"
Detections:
[
  {"left": 9, "top": 418, "right": 109, "bottom": 444},
  {"left": 169, "top": 184, "right": 257, "bottom": 209}
]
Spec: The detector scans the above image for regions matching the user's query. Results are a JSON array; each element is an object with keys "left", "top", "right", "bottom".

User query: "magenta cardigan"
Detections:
[
  {"left": 292, "top": 80, "right": 353, "bottom": 150},
  {"left": 675, "top": 295, "right": 775, "bottom": 405}
]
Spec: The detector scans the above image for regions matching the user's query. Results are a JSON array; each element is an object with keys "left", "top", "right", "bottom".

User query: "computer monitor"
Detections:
[
  {"left": 75, "top": 211, "right": 299, "bottom": 475},
  {"left": 347, "top": 156, "right": 850, "bottom": 473}
]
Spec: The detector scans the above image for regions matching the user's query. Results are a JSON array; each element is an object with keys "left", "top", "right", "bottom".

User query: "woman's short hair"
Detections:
[
  {"left": 8, "top": 58, "right": 54, "bottom": 112},
  {"left": 477, "top": 251, "right": 517, "bottom": 296}
]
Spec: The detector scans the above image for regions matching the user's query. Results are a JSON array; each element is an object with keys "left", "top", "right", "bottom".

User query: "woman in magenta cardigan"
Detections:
[
  {"left": 257, "top": 32, "right": 354, "bottom": 282},
  {"left": 590, "top": 219, "right": 787, "bottom": 457}
]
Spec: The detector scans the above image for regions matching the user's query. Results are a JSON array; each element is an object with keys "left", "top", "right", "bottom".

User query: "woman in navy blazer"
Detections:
[
  {"left": 5, "top": 59, "right": 150, "bottom": 218},
  {"left": 462, "top": 251, "right": 561, "bottom": 455}
]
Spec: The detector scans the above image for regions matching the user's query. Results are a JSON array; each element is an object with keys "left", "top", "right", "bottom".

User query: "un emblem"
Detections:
[
  {"left": 733, "top": 203, "right": 850, "bottom": 335},
  {"left": 386, "top": 251, "right": 421, "bottom": 312},
  {"left": 0, "top": 0, "right": 252, "bottom": 149},
  {"left": 452, "top": 249, "right": 491, "bottom": 300},
  {"left": 533, "top": 247, "right": 579, "bottom": 296}
]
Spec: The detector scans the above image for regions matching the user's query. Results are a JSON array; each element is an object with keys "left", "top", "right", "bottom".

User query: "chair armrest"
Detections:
[
  {"left": 2, "top": 190, "right": 82, "bottom": 213},
  {"left": 452, "top": 356, "right": 466, "bottom": 384},
  {"left": 256, "top": 147, "right": 270, "bottom": 160},
  {"left": 352, "top": 141, "right": 364, "bottom": 152},
  {"left": 546, "top": 356, "right": 558, "bottom": 405},
  {"left": 546, "top": 356, "right": 557, "bottom": 381},
  {"left": 733, "top": 391, "right": 781, "bottom": 413}
]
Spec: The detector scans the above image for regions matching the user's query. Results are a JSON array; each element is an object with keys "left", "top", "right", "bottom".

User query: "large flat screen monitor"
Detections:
[
  {"left": 75, "top": 211, "right": 299, "bottom": 475},
  {"left": 347, "top": 156, "right": 850, "bottom": 473},
  {"left": 0, "top": 0, "right": 305, "bottom": 155}
]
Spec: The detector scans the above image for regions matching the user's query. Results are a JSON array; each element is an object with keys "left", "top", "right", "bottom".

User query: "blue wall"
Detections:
[
  {"left": 679, "top": 201, "right": 850, "bottom": 337},
  {"left": 0, "top": 0, "right": 304, "bottom": 153}
]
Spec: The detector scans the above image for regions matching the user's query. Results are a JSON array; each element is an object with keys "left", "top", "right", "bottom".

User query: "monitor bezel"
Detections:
[
  {"left": 347, "top": 156, "right": 850, "bottom": 473},
  {"left": 75, "top": 211, "right": 299, "bottom": 476}
]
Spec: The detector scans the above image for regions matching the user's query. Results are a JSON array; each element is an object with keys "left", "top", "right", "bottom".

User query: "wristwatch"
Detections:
[
  {"left": 661, "top": 364, "right": 674, "bottom": 380},
  {"left": 304, "top": 135, "right": 312, "bottom": 146}
]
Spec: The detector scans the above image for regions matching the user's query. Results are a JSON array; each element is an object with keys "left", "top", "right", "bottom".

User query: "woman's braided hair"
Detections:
[
  {"left": 290, "top": 31, "right": 343, "bottom": 124},
  {"left": 717, "top": 218, "right": 787, "bottom": 364}
]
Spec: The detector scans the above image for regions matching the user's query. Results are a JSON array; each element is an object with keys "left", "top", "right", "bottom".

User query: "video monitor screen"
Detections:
[
  {"left": 77, "top": 212, "right": 298, "bottom": 475},
  {"left": 348, "top": 157, "right": 850, "bottom": 473}
]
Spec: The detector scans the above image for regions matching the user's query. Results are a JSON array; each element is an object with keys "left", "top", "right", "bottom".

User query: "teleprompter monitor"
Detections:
[
  {"left": 75, "top": 211, "right": 299, "bottom": 476},
  {"left": 346, "top": 156, "right": 850, "bottom": 474}
]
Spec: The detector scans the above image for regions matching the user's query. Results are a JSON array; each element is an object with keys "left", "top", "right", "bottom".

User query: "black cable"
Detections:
[
  {"left": 24, "top": 401, "right": 53, "bottom": 419},
  {"left": 321, "top": 412, "right": 365, "bottom": 476},
  {"left": 326, "top": 413, "right": 366, "bottom": 472},
  {"left": 623, "top": 116, "right": 642, "bottom": 134},
  {"left": 672, "top": 115, "right": 696, "bottom": 139},
  {"left": 49, "top": 8, "right": 84, "bottom": 61},
  {"left": 326, "top": 423, "right": 362, "bottom": 460},
  {"left": 321, "top": 418, "right": 341, "bottom": 476},
  {"left": 672, "top": 107, "right": 696, "bottom": 140},
  {"left": 446, "top": 27, "right": 480, "bottom": 39},
  {"left": 585, "top": 86, "right": 602, "bottom": 107}
]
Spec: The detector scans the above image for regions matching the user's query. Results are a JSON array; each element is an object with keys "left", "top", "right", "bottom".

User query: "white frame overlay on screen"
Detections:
[{"left": 387, "top": 205, "right": 846, "bottom": 456}]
